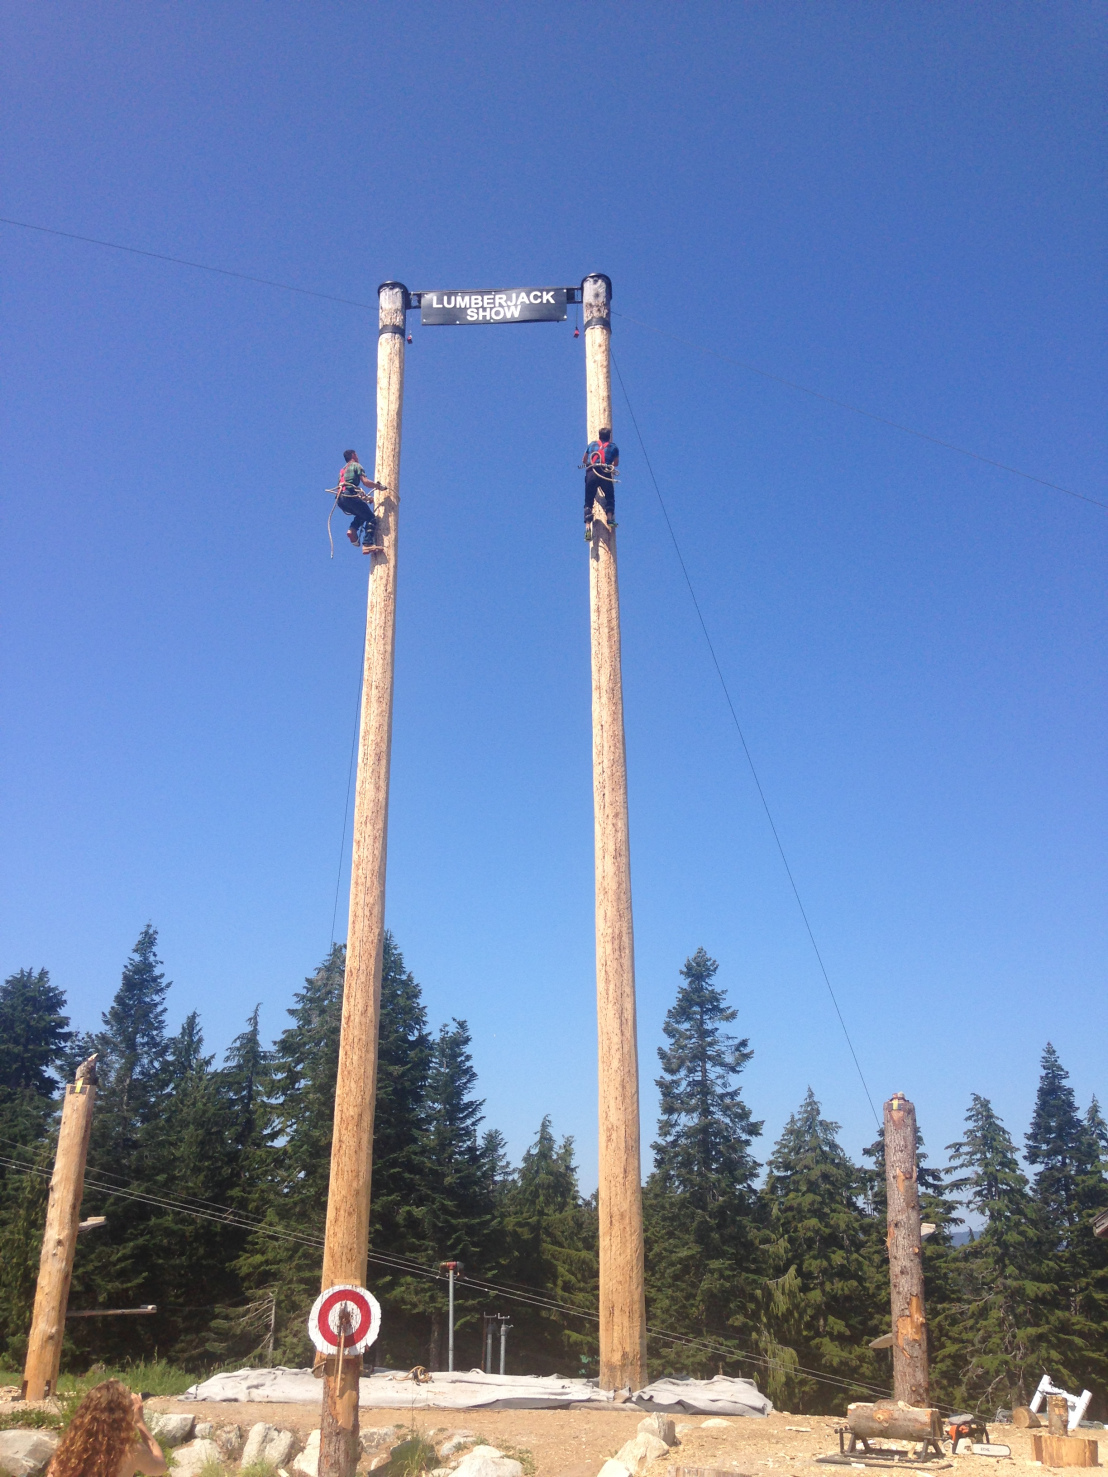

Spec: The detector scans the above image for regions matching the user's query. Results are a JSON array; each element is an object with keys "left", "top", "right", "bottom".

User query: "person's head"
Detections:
[
  {"left": 344, "top": 449, "right": 357, "bottom": 463},
  {"left": 48, "top": 1380, "right": 138, "bottom": 1477},
  {"left": 598, "top": 427, "right": 611, "bottom": 442}
]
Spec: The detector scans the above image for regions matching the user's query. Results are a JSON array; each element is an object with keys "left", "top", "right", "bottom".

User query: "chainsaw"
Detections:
[{"left": 946, "top": 1414, "right": 1010, "bottom": 1458}]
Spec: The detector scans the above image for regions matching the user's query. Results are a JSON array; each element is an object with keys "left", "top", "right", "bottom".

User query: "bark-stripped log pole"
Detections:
[
  {"left": 584, "top": 272, "right": 648, "bottom": 1392},
  {"left": 22, "top": 1055, "right": 98, "bottom": 1400},
  {"left": 885, "top": 1092, "right": 929, "bottom": 1406},
  {"left": 318, "top": 281, "right": 407, "bottom": 1477}
]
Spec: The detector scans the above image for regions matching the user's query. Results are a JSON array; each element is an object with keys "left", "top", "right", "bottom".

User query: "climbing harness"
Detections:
[{"left": 325, "top": 483, "right": 386, "bottom": 559}]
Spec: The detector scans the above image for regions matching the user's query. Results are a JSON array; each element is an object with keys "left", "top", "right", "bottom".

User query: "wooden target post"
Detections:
[
  {"left": 583, "top": 273, "right": 648, "bottom": 1391},
  {"left": 318, "top": 281, "right": 407, "bottom": 1477}
]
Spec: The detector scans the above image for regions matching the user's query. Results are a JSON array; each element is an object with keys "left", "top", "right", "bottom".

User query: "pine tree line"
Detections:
[{"left": 0, "top": 933, "right": 1105, "bottom": 1417}]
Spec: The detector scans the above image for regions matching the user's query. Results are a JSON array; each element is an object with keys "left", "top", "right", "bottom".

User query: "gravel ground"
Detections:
[{"left": 140, "top": 1400, "right": 1089, "bottom": 1477}]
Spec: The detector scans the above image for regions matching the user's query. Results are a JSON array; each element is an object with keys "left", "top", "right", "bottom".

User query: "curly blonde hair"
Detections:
[{"left": 48, "top": 1379, "right": 138, "bottom": 1477}]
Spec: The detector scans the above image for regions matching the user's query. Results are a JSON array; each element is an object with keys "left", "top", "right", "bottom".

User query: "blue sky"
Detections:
[{"left": 2, "top": 2, "right": 1105, "bottom": 1191}]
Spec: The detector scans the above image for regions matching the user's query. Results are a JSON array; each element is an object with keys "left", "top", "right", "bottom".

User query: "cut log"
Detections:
[
  {"left": 1049, "top": 1396, "right": 1070, "bottom": 1436},
  {"left": 1031, "top": 1434, "right": 1098, "bottom": 1467},
  {"left": 847, "top": 1402, "right": 943, "bottom": 1443},
  {"left": 1011, "top": 1407, "right": 1041, "bottom": 1430}
]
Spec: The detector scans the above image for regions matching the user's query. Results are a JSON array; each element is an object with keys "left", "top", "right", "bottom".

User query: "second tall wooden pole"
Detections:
[
  {"left": 319, "top": 281, "right": 407, "bottom": 1477},
  {"left": 584, "top": 272, "right": 648, "bottom": 1392}
]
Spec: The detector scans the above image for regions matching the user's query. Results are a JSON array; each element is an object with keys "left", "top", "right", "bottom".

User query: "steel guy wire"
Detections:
[
  {"left": 611, "top": 310, "right": 1108, "bottom": 513},
  {"left": 611, "top": 349, "right": 880, "bottom": 1128},
  {"left": 0, "top": 216, "right": 378, "bottom": 310},
  {"left": 0, "top": 214, "right": 1099, "bottom": 512}
]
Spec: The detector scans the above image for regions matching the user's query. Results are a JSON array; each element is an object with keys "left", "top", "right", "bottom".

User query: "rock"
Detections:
[
  {"left": 613, "top": 1433, "right": 669, "bottom": 1476},
  {"left": 452, "top": 1448, "right": 523, "bottom": 1477},
  {"left": 217, "top": 1426, "right": 244, "bottom": 1459},
  {"left": 700, "top": 1419, "right": 730, "bottom": 1430},
  {"left": 636, "top": 1418, "right": 677, "bottom": 1449},
  {"left": 264, "top": 1433, "right": 296, "bottom": 1469},
  {"left": 674, "top": 1427, "right": 694, "bottom": 1439},
  {"left": 360, "top": 1429, "right": 398, "bottom": 1453},
  {"left": 0, "top": 1430, "right": 59, "bottom": 1477},
  {"left": 431, "top": 1469, "right": 453, "bottom": 1477},
  {"left": 172, "top": 1438, "right": 223, "bottom": 1476},
  {"left": 595, "top": 1462, "right": 632, "bottom": 1477},
  {"left": 291, "top": 1430, "right": 320, "bottom": 1477},
  {"left": 242, "top": 1424, "right": 275, "bottom": 1468},
  {"left": 196, "top": 1424, "right": 215, "bottom": 1441},
  {"left": 366, "top": 1457, "right": 391, "bottom": 1472},
  {"left": 439, "top": 1433, "right": 476, "bottom": 1458},
  {"left": 148, "top": 1414, "right": 197, "bottom": 1448}
]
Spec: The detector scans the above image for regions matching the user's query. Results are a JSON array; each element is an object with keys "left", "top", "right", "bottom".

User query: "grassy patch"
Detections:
[
  {"left": 198, "top": 1461, "right": 228, "bottom": 1477},
  {"left": 0, "top": 1409, "right": 65, "bottom": 1432},
  {"left": 240, "top": 1464, "right": 279, "bottom": 1477},
  {"left": 54, "top": 1360, "right": 198, "bottom": 1398},
  {"left": 387, "top": 1435, "right": 440, "bottom": 1477}
]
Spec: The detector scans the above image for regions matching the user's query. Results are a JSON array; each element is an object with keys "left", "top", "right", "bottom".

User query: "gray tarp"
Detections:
[
  {"left": 181, "top": 1367, "right": 770, "bottom": 1416},
  {"left": 634, "top": 1375, "right": 772, "bottom": 1418}
]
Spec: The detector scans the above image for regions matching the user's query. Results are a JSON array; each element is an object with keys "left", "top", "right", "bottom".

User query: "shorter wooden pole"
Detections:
[
  {"left": 23, "top": 1056, "right": 98, "bottom": 1400},
  {"left": 884, "top": 1092, "right": 928, "bottom": 1406}
]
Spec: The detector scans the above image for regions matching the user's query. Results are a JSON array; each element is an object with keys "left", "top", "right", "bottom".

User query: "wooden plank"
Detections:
[{"left": 1031, "top": 1433, "right": 1099, "bottom": 1467}]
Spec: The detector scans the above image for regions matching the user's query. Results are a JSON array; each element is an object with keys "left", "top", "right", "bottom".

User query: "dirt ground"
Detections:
[{"left": 142, "top": 1398, "right": 1096, "bottom": 1477}]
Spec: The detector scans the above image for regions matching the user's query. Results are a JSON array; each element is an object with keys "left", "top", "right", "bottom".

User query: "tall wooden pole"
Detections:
[
  {"left": 584, "top": 272, "right": 647, "bottom": 1392},
  {"left": 885, "top": 1092, "right": 929, "bottom": 1406},
  {"left": 23, "top": 1055, "right": 98, "bottom": 1400},
  {"left": 318, "top": 281, "right": 407, "bottom": 1477}
]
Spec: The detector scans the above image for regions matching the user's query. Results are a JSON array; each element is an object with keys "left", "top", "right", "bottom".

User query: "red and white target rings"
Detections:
[{"left": 308, "top": 1284, "right": 381, "bottom": 1355}]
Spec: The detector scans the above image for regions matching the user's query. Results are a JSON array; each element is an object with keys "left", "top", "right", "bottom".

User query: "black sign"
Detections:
[{"left": 419, "top": 287, "right": 567, "bottom": 326}]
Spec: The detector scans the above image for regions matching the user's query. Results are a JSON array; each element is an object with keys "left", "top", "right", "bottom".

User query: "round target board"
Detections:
[{"left": 308, "top": 1284, "right": 381, "bottom": 1355}]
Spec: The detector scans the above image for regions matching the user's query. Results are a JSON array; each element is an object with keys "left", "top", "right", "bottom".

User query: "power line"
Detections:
[
  {"left": 0, "top": 216, "right": 377, "bottom": 311},
  {"left": 613, "top": 310, "right": 1108, "bottom": 514},
  {"left": 0, "top": 1147, "right": 892, "bottom": 1400},
  {"left": 611, "top": 349, "right": 880, "bottom": 1128},
  {"left": 0, "top": 214, "right": 1097, "bottom": 514}
]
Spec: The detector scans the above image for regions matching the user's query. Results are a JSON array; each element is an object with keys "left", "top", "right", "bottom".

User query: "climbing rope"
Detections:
[{"left": 325, "top": 483, "right": 386, "bottom": 559}]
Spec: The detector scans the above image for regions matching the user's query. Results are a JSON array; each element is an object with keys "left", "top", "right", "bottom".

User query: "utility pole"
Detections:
[
  {"left": 318, "top": 281, "right": 408, "bottom": 1477},
  {"left": 885, "top": 1092, "right": 929, "bottom": 1406},
  {"left": 23, "top": 1055, "right": 98, "bottom": 1400},
  {"left": 438, "top": 1262, "right": 460, "bottom": 1372},
  {"left": 583, "top": 272, "right": 648, "bottom": 1393},
  {"left": 498, "top": 1317, "right": 511, "bottom": 1375}
]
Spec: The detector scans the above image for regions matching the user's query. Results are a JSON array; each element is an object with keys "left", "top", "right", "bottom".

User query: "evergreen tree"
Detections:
[
  {"left": 0, "top": 967, "right": 72, "bottom": 1144},
  {"left": 236, "top": 944, "right": 345, "bottom": 1364},
  {"left": 760, "top": 1089, "right": 878, "bottom": 1411},
  {"left": 500, "top": 1119, "right": 598, "bottom": 1375},
  {"left": 935, "top": 1094, "right": 1082, "bottom": 1409},
  {"left": 1024, "top": 1045, "right": 1108, "bottom": 1387},
  {"left": 65, "top": 928, "right": 174, "bottom": 1359},
  {"left": 89, "top": 926, "right": 171, "bottom": 1164},
  {"left": 644, "top": 948, "right": 763, "bottom": 1370},
  {"left": 370, "top": 937, "right": 434, "bottom": 1257},
  {"left": 130, "top": 1013, "right": 244, "bottom": 1362},
  {"left": 1086, "top": 1098, "right": 1108, "bottom": 1167}
]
